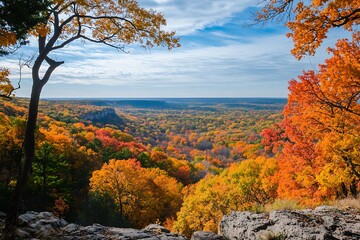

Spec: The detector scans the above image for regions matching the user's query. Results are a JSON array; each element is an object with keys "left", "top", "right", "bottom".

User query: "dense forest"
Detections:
[
  {"left": 1, "top": 96, "right": 359, "bottom": 236},
  {"left": 0, "top": 0, "right": 359, "bottom": 239}
]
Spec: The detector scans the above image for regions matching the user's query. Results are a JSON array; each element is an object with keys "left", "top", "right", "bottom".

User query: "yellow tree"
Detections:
[
  {"left": 0, "top": 68, "right": 13, "bottom": 97},
  {"left": 173, "top": 157, "right": 277, "bottom": 236},
  {"left": 89, "top": 159, "right": 183, "bottom": 228},
  {"left": 4, "top": 0, "right": 180, "bottom": 234}
]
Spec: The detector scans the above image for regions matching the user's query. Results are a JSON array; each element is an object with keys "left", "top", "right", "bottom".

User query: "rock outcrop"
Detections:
[
  {"left": 219, "top": 206, "right": 360, "bottom": 240},
  {"left": 190, "top": 231, "right": 224, "bottom": 240},
  {"left": 80, "top": 108, "right": 125, "bottom": 129},
  {"left": 0, "top": 211, "right": 187, "bottom": 240},
  {"left": 2, "top": 206, "right": 359, "bottom": 239}
]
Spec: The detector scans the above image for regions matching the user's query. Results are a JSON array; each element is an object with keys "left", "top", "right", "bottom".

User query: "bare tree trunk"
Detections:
[{"left": 2, "top": 81, "right": 42, "bottom": 240}]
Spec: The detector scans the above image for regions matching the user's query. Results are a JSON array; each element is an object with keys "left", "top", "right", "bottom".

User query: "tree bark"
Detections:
[{"left": 2, "top": 81, "right": 43, "bottom": 240}]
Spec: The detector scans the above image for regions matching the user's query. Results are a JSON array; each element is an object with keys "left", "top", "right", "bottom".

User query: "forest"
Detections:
[
  {"left": 0, "top": 0, "right": 359, "bottom": 239},
  {"left": 1, "top": 95, "right": 359, "bottom": 236}
]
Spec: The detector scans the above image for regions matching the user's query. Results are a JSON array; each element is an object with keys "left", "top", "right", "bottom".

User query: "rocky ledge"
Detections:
[
  {"left": 1, "top": 206, "right": 359, "bottom": 240},
  {"left": 219, "top": 206, "right": 360, "bottom": 240},
  {"left": 0, "top": 211, "right": 186, "bottom": 240}
]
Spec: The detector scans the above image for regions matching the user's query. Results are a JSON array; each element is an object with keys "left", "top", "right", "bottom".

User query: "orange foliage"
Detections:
[
  {"left": 258, "top": 0, "right": 360, "bottom": 59},
  {"left": 89, "top": 159, "right": 183, "bottom": 228},
  {"left": 275, "top": 36, "right": 360, "bottom": 204},
  {"left": 0, "top": 68, "right": 14, "bottom": 98},
  {"left": 53, "top": 197, "right": 69, "bottom": 218}
]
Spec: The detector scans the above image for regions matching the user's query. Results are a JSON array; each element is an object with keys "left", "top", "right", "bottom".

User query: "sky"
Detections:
[{"left": 1, "top": 0, "right": 340, "bottom": 98}]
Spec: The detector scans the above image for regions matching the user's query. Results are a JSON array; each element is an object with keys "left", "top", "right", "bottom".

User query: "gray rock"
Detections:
[
  {"left": 18, "top": 211, "right": 38, "bottom": 226},
  {"left": 0, "top": 212, "right": 6, "bottom": 219},
  {"left": 84, "top": 224, "right": 105, "bottom": 234},
  {"left": 160, "top": 236, "right": 187, "bottom": 240},
  {"left": 191, "top": 231, "right": 224, "bottom": 240},
  {"left": 0, "top": 211, "right": 188, "bottom": 240},
  {"left": 14, "top": 228, "right": 31, "bottom": 238},
  {"left": 143, "top": 224, "right": 171, "bottom": 233},
  {"left": 37, "top": 212, "right": 54, "bottom": 219},
  {"left": 62, "top": 223, "right": 81, "bottom": 233},
  {"left": 219, "top": 211, "right": 273, "bottom": 239},
  {"left": 219, "top": 206, "right": 360, "bottom": 240}
]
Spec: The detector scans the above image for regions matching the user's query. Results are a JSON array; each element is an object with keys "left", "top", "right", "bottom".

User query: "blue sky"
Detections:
[{"left": 1, "top": 0, "right": 339, "bottom": 98}]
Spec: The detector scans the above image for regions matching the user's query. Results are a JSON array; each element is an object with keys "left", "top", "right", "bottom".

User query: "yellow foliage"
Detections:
[
  {"left": 0, "top": 68, "right": 14, "bottom": 97},
  {"left": 29, "top": 0, "right": 180, "bottom": 50},
  {"left": 90, "top": 159, "right": 183, "bottom": 228},
  {"left": 0, "top": 30, "right": 17, "bottom": 47},
  {"left": 173, "top": 157, "right": 278, "bottom": 236}
]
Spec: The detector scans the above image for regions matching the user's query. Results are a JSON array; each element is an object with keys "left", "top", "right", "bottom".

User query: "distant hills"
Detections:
[{"left": 44, "top": 98, "right": 287, "bottom": 111}]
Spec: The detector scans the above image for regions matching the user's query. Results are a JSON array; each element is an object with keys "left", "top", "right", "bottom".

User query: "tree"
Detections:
[
  {"left": 4, "top": 0, "right": 179, "bottom": 236},
  {"left": 257, "top": 0, "right": 360, "bottom": 59},
  {"left": 0, "top": 68, "right": 13, "bottom": 97},
  {"left": 89, "top": 159, "right": 183, "bottom": 228},
  {"left": 0, "top": 0, "right": 49, "bottom": 54},
  {"left": 258, "top": 0, "right": 360, "bottom": 203},
  {"left": 275, "top": 37, "right": 360, "bottom": 203},
  {"left": 174, "top": 157, "right": 277, "bottom": 236},
  {"left": 31, "top": 141, "right": 70, "bottom": 210},
  {"left": 0, "top": 0, "right": 50, "bottom": 98}
]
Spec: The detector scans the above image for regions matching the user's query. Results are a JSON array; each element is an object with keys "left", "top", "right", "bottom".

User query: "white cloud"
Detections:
[
  {"left": 140, "top": 0, "right": 256, "bottom": 34},
  {"left": 0, "top": 0, "right": 342, "bottom": 98},
  {"left": 3, "top": 30, "right": 331, "bottom": 98},
  {"left": 21, "top": 33, "right": 305, "bottom": 88}
]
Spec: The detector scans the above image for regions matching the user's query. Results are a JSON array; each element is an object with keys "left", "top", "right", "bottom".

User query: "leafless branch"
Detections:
[{"left": 0, "top": 54, "right": 34, "bottom": 99}]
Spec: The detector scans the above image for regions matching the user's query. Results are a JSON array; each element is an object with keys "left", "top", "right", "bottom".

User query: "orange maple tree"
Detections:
[
  {"left": 258, "top": 0, "right": 360, "bottom": 203},
  {"left": 267, "top": 37, "right": 359, "bottom": 205}
]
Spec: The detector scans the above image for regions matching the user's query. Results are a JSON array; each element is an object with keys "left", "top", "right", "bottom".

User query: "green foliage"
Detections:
[
  {"left": 0, "top": 0, "right": 50, "bottom": 54},
  {"left": 31, "top": 141, "right": 70, "bottom": 210},
  {"left": 77, "top": 192, "right": 130, "bottom": 227},
  {"left": 137, "top": 151, "right": 151, "bottom": 167}
]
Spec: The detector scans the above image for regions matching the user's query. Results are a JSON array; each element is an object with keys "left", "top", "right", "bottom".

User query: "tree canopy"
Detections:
[
  {"left": 257, "top": 0, "right": 360, "bottom": 59},
  {"left": 0, "top": 0, "right": 50, "bottom": 98},
  {"left": 258, "top": 0, "right": 360, "bottom": 204},
  {"left": 3, "top": 0, "right": 180, "bottom": 236},
  {"left": 0, "top": 0, "right": 49, "bottom": 55},
  {"left": 90, "top": 159, "right": 183, "bottom": 228}
]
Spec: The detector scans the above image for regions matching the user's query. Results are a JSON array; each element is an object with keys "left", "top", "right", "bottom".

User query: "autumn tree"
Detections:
[
  {"left": 0, "top": 0, "right": 50, "bottom": 98},
  {"left": 276, "top": 37, "right": 360, "bottom": 203},
  {"left": 0, "top": 68, "right": 13, "bottom": 98},
  {"left": 257, "top": 0, "right": 360, "bottom": 59},
  {"left": 258, "top": 0, "right": 360, "bottom": 203},
  {"left": 174, "top": 157, "right": 277, "bottom": 236},
  {"left": 89, "top": 159, "right": 183, "bottom": 228},
  {"left": 4, "top": 0, "right": 179, "bottom": 236}
]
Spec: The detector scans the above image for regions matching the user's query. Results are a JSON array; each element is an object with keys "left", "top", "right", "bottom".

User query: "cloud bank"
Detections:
[{"left": 0, "top": 0, "right": 335, "bottom": 98}]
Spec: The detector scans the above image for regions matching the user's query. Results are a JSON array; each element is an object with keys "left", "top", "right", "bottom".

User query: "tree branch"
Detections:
[
  {"left": 332, "top": 8, "right": 360, "bottom": 27},
  {"left": 40, "top": 57, "right": 64, "bottom": 87},
  {"left": 79, "top": 34, "right": 127, "bottom": 52}
]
